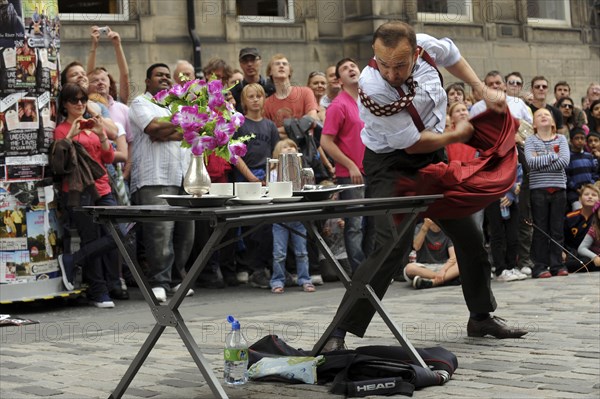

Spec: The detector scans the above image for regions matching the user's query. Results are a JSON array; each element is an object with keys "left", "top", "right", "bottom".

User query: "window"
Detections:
[
  {"left": 417, "top": 0, "right": 473, "bottom": 23},
  {"left": 527, "top": 0, "right": 570, "bottom": 26},
  {"left": 236, "top": 0, "right": 295, "bottom": 23},
  {"left": 58, "top": 0, "right": 130, "bottom": 22}
]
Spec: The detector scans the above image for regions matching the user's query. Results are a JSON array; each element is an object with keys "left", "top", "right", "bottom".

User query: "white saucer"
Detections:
[
  {"left": 272, "top": 196, "right": 303, "bottom": 203},
  {"left": 229, "top": 197, "right": 273, "bottom": 205}
]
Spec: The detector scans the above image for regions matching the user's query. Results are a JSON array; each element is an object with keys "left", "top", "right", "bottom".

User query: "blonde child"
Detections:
[{"left": 269, "top": 139, "right": 315, "bottom": 293}]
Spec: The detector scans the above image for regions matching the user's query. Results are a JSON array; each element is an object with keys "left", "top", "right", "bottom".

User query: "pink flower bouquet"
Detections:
[{"left": 152, "top": 77, "right": 251, "bottom": 164}]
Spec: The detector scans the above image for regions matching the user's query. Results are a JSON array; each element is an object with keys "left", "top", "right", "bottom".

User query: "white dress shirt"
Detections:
[
  {"left": 128, "top": 92, "right": 190, "bottom": 194},
  {"left": 469, "top": 95, "right": 533, "bottom": 124}
]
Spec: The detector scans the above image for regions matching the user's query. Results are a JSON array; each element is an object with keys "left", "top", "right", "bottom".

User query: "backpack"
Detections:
[{"left": 248, "top": 335, "right": 458, "bottom": 397}]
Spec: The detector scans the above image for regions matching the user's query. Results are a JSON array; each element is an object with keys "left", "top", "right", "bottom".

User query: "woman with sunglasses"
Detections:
[
  {"left": 557, "top": 97, "right": 587, "bottom": 132},
  {"left": 54, "top": 83, "right": 120, "bottom": 308}
]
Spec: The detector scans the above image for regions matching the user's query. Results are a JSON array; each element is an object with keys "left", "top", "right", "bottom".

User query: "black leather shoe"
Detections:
[
  {"left": 467, "top": 316, "right": 527, "bottom": 339},
  {"left": 322, "top": 336, "right": 347, "bottom": 352}
]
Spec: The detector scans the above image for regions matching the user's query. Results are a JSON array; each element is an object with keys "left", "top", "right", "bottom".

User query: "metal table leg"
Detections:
[
  {"left": 307, "top": 211, "right": 428, "bottom": 368},
  {"left": 104, "top": 220, "right": 230, "bottom": 399}
]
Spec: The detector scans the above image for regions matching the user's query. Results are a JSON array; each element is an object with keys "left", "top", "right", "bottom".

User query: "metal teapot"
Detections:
[{"left": 266, "top": 153, "right": 303, "bottom": 190}]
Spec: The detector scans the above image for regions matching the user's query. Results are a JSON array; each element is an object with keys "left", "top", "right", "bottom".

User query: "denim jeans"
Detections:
[
  {"left": 530, "top": 188, "right": 566, "bottom": 275},
  {"left": 132, "top": 186, "right": 194, "bottom": 289},
  {"left": 337, "top": 177, "right": 366, "bottom": 271},
  {"left": 62, "top": 191, "right": 120, "bottom": 299},
  {"left": 270, "top": 222, "right": 310, "bottom": 288}
]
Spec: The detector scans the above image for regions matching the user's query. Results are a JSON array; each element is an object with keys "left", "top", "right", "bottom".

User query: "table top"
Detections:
[{"left": 82, "top": 195, "right": 443, "bottom": 226}]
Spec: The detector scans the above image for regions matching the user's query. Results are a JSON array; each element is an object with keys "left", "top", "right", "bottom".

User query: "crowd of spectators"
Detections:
[{"left": 53, "top": 26, "right": 600, "bottom": 308}]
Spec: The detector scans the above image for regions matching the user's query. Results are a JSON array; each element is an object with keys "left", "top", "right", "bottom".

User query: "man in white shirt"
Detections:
[
  {"left": 322, "top": 21, "right": 527, "bottom": 352},
  {"left": 469, "top": 70, "right": 532, "bottom": 124},
  {"left": 129, "top": 63, "right": 194, "bottom": 302}
]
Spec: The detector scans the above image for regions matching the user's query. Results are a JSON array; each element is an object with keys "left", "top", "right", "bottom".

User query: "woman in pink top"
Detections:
[{"left": 54, "top": 83, "right": 122, "bottom": 308}]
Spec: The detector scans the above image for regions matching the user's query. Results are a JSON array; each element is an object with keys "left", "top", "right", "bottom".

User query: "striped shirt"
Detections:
[
  {"left": 524, "top": 134, "right": 570, "bottom": 190},
  {"left": 128, "top": 92, "right": 190, "bottom": 194}
]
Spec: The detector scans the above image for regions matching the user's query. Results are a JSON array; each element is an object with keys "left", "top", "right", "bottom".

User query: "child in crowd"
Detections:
[
  {"left": 485, "top": 160, "right": 527, "bottom": 282},
  {"left": 564, "top": 184, "right": 600, "bottom": 272},
  {"left": 269, "top": 139, "right": 315, "bottom": 294},
  {"left": 525, "top": 108, "right": 571, "bottom": 278},
  {"left": 566, "top": 127, "right": 598, "bottom": 211},
  {"left": 233, "top": 83, "right": 280, "bottom": 288},
  {"left": 317, "top": 189, "right": 352, "bottom": 282},
  {"left": 402, "top": 218, "right": 460, "bottom": 289},
  {"left": 586, "top": 131, "right": 600, "bottom": 176},
  {"left": 578, "top": 201, "right": 600, "bottom": 271}
]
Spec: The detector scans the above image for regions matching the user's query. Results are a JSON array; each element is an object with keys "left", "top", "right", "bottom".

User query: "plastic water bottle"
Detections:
[
  {"left": 408, "top": 250, "right": 417, "bottom": 263},
  {"left": 224, "top": 315, "right": 248, "bottom": 386},
  {"left": 500, "top": 206, "right": 510, "bottom": 220}
]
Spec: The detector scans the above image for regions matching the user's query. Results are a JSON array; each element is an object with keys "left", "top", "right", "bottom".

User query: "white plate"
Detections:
[
  {"left": 229, "top": 197, "right": 273, "bottom": 205},
  {"left": 272, "top": 196, "right": 303, "bottom": 203}
]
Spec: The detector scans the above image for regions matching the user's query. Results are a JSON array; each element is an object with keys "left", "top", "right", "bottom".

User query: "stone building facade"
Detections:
[{"left": 59, "top": 0, "right": 599, "bottom": 102}]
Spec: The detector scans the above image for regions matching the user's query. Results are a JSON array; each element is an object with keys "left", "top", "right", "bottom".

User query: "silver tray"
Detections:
[
  {"left": 293, "top": 184, "right": 364, "bottom": 201},
  {"left": 157, "top": 194, "right": 234, "bottom": 207}
]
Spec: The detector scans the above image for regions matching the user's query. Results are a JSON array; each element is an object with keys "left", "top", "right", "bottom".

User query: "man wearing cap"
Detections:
[{"left": 230, "top": 47, "right": 275, "bottom": 113}]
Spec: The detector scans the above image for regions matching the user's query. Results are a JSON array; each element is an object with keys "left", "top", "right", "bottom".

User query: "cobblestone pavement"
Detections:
[{"left": 1, "top": 272, "right": 599, "bottom": 398}]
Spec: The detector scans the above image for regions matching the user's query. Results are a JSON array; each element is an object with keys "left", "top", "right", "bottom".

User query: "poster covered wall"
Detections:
[{"left": 1, "top": 0, "right": 61, "bottom": 290}]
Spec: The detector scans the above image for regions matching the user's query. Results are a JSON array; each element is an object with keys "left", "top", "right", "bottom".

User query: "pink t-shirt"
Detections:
[
  {"left": 322, "top": 90, "right": 365, "bottom": 178},
  {"left": 54, "top": 122, "right": 114, "bottom": 197},
  {"left": 264, "top": 86, "right": 319, "bottom": 128}
]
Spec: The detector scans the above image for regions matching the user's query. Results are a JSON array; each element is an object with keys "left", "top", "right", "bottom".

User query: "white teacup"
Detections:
[
  {"left": 268, "top": 181, "right": 293, "bottom": 198},
  {"left": 210, "top": 183, "right": 234, "bottom": 196},
  {"left": 235, "top": 182, "right": 262, "bottom": 200}
]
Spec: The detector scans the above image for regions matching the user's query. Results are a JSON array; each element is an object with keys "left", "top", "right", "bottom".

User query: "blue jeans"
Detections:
[
  {"left": 337, "top": 177, "right": 366, "bottom": 271},
  {"left": 270, "top": 222, "right": 310, "bottom": 288},
  {"left": 132, "top": 186, "right": 194, "bottom": 289},
  {"left": 530, "top": 188, "right": 566, "bottom": 275}
]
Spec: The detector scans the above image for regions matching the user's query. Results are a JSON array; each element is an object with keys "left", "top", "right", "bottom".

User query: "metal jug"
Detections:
[{"left": 267, "top": 153, "right": 303, "bottom": 190}]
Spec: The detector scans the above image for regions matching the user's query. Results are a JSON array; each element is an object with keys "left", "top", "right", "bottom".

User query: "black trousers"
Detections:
[{"left": 338, "top": 149, "right": 497, "bottom": 337}]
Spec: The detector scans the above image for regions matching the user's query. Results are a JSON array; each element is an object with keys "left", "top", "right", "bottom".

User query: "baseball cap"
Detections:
[{"left": 239, "top": 48, "right": 260, "bottom": 60}]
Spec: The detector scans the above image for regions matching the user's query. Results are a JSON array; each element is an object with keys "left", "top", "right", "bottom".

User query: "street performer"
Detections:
[{"left": 322, "top": 21, "right": 527, "bottom": 352}]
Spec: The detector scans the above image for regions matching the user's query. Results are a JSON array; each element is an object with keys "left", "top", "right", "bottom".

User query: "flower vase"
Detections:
[{"left": 184, "top": 155, "right": 211, "bottom": 197}]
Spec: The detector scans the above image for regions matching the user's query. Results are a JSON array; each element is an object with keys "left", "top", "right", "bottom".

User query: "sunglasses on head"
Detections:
[
  {"left": 507, "top": 80, "right": 522, "bottom": 86},
  {"left": 560, "top": 103, "right": 573, "bottom": 109},
  {"left": 533, "top": 84, "right": 548, "bottom": 90},
  {"left": 67, "top": 96, "right": 88, "bottom": 104}
]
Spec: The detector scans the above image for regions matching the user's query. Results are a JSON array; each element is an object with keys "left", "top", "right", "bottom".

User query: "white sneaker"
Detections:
[
  {"left": 311, "top": 274, "right": 324, "bottom": 286},
  {"left": 520, "top": 266, "right": 532, "bottom": 276},
  {"left": 152, "top": 287, "right": 167, "bottom": 302},
  {"left": 496, "top": 269, "right": 519, "bottom": 282},
  {"left": 172, "top": 283, "right": 194, "bottom": 297},
  {"left": 511, "top": 268, "right": 528, "bottom": 280},
  {"left": 236, "top": 272, "right": 249, "bottom": 284},
  {"left": 91, "top": 299, "right": 115, "bottom": 308}
]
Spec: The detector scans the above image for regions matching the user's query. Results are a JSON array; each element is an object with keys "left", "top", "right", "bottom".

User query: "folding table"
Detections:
[{"left": 83, "top": 194, "right": 441, "bottom": 399}]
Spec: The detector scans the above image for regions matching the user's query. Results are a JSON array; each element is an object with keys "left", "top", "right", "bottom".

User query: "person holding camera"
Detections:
[{"left": 87, "top": 25, "right": 131, "bottom": 104}]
